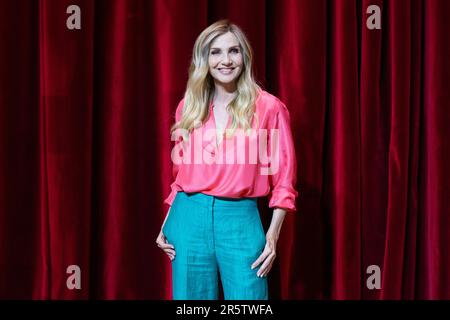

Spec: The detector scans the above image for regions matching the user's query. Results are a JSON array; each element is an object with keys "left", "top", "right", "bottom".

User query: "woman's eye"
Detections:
[
  {"left": 211, "top": 51, "right": 219, "bottom": 55},
  {"left": 231, "top": 48, "right": 239, "bottom": 53}
]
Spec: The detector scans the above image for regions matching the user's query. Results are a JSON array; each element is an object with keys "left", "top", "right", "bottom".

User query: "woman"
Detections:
[{"left": 156, "top": 20, "right": 298, "bottom": 300}]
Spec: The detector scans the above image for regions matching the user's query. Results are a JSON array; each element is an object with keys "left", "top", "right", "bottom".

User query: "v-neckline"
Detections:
[{"left": 210, "top": 102, "right": 231, "bottom": 149}]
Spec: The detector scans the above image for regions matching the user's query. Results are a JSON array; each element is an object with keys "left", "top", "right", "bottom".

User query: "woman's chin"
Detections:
[{"left": 213, "top": 76, "right": 239, "bottom": 87}]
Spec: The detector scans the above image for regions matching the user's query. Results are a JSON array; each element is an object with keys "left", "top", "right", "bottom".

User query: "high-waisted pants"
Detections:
[{"left": 162, "top": 191, "right": 268, "bottom": 300}]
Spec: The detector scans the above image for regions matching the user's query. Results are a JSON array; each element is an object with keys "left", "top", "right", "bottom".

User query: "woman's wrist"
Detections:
[{"left": 266, "top": 208, "right": 286, "bottom": 240}]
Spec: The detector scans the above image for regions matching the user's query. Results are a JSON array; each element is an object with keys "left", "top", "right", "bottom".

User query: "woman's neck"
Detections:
[{"left": 213, "top": 82, "right": 237, "bottom": 106}]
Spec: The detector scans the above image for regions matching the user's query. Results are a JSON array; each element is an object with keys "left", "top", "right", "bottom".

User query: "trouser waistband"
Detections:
[{"left": 177, "top": 191, "right": 258, "bottom": 208}]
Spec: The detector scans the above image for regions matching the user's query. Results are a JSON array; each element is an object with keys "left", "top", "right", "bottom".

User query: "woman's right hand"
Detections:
[{"left": 156, "top": 229, "right": 176, "bottom": 261}]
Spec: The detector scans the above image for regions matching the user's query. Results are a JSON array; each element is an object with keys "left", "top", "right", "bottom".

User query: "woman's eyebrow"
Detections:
[{"left": 210, "top": 45, "right": 240, "bottom": 50}]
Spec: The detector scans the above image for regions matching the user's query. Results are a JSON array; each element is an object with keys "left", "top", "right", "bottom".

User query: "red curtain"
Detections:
[{"left": 0, "top": 0, "right": 449, "bottom": 299}]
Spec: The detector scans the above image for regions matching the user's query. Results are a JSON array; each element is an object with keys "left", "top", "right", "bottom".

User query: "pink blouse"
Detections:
[{"left": 164, "top": 90, "right": 299, "bottom": 212}]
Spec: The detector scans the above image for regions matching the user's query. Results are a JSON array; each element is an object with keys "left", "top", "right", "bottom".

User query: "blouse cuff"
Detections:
[
  {"left": 164, "top": 183, "right": 181, "bottom": 206},
  {"left": 268, "top": 188, "right": 298, "bottom": 212}
]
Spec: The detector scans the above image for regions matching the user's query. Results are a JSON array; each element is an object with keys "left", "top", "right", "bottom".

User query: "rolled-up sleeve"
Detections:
[
  {"left": 163, "top": 99, "right": 185, "bottom": 207},
  {"left": 268, "top": 101, "right": 299, "bottom": 212}
]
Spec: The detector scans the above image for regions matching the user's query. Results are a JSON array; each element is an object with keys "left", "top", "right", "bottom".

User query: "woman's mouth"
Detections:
[{"left": 218, "top": 67, "right": 235, "bottom": 75}]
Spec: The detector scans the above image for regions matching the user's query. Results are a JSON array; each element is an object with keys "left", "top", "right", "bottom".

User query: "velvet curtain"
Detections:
[{"left": 0, "top": 0, "right": 448, "bottom": 299}]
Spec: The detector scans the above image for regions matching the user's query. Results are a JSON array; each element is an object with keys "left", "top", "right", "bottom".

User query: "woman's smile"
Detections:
[{"left": 218, "top": 67, "right": 235, "bottom": 75}]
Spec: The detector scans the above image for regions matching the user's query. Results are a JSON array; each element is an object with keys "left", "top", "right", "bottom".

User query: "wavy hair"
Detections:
[{"left": 170, "top": 19, "right": 261, "bottom": 140}]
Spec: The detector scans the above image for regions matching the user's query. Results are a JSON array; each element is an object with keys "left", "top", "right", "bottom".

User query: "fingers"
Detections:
[
  {"left": 159, "top": 246, "right": 175, "bottom": 260},
  {"left": 165, "top": 250, "right": 176, "bottom": 260},
  {"left": 258, "top": 257, "right": 275, "bottom": 277},
  {"left": 161, "top": 247, "right": 176, "bottom": 255},
  {"left": 156, "top": 230, "right": 172, "bottom": 247},
  {"left": 156, "top": 231, "right": 176, "bottom": 261},
  {"left": 158, "top": 242, "right": 174, "bottom": 250},
  {"left": 251, "top": 250, "right": 269, "bottom": 270},
  {"left": 251, "top": 242, "right": 277, "bottom": 277}
]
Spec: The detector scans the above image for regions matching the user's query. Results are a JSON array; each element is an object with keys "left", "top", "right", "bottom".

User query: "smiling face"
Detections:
[{"left": 208, "top": 31, "right": 244, "bottom": 89}]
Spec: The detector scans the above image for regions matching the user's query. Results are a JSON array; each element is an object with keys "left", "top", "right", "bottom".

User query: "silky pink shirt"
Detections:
[{"left": 164, "top": 90, "right": 299, "bottom": 212}]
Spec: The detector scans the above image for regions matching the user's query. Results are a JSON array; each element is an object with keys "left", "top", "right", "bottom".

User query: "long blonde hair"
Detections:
[{"left": 170, "top": 19, "right": 261, "bottom": 140}]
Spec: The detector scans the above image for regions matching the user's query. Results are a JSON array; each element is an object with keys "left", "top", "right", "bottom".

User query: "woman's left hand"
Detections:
[{"left": 251, "top": 233, "right": 278, "bottom": 277}]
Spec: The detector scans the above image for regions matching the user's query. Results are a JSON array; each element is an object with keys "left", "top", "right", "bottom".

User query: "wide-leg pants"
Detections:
[{"left": 162, "top": 191, "right": 268, "bottom": 300}]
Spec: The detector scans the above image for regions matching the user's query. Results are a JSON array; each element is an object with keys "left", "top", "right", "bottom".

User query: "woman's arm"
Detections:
[
  {"left": 157, "top": 206, "right": 176, "bottom": 260},
  {"left": 251, "top": 208, "right": 286, "bottom": 277},
  {"left": 161, "top": 206, "right": 171, "bottom": 230},
  {"left": 266, "top": 208, "right": 287, "bottom": 241},
  {"left": 252, "top": 100, "right": 298, "bottom": 277}
]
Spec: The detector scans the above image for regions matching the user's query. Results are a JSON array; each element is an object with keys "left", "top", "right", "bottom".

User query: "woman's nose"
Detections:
[{"left": 222, "top": 54, "right": 232, "bottom": 64}]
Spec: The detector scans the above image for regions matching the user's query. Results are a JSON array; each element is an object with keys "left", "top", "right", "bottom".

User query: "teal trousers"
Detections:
[{"left": 163, "top": 191, "right": 268, "bottom": 300}]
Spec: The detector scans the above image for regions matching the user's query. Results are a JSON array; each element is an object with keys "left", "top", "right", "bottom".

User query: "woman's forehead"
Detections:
[{"left": 210, "top": 32, "right": 239, "bottom": 47}]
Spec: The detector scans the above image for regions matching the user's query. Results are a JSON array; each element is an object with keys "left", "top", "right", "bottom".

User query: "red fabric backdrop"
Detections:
[{"left": 0, "top": 0, "right": 449, "bottom": 299}]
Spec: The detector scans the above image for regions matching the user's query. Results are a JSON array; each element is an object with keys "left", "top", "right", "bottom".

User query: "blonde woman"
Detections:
[{"left": 156, "top": 20, "right": 298, "bottom": 300}]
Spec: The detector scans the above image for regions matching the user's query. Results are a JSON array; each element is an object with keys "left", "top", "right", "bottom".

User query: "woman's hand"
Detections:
[
  {"left": 156, "top": 229, "right": 176, "bottom": 261},
  {"left": 250, "top": 232, "right": 278, "bottom": 277},
  {"left": 251, "top": 208, "right": 287, "bottom": 277}
]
